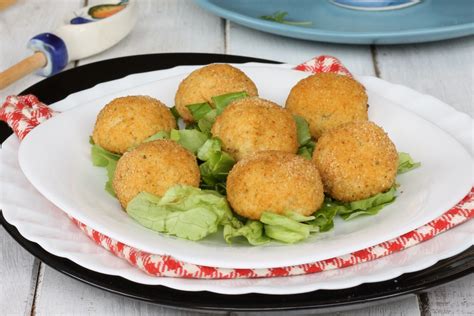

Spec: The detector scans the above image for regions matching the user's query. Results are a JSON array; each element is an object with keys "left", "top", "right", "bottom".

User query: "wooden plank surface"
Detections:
[
  {"left": 33, "top": 265, "right": 202, "bottom": 316},
  {"left": 0, "top": 227, "right": 39, "bottom": 315},
  {"left": 0, "top": 1, "right": 81, "bottom": 315},
  {"left": 0, "top": 0, "right": 80, "bottom": 100},
  {"left": 78, "top": 0, "right": 225, "bottom": 65},
  {"left": 375, "top": 37, "right": 474, "bottom": 115},
  {"left": 0, "top": 1, "right": 472, "bottom": 315},
  {"left": 226, "top": 22, "right": 375, "bottom": 76},
  {"left": 374, "top": 39, "right": 474, "bottom": 315},
  {"left": 425, "top": 274, "right": 474, "bottom": 316}
]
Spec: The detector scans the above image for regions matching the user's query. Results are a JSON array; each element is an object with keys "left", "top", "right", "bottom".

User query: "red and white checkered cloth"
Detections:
[{"left": 1, "top": 56, "right": 472, "bottom": 279}]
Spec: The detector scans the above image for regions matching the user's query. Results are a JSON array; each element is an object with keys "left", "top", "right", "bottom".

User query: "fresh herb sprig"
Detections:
[{"left": 260, "top": 11, "right": 312, "bottom": 26}]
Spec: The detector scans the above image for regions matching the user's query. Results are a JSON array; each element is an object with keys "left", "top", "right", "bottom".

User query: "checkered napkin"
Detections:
[{"left": 1, "top": 56, "right": 472, "bottom": 279}]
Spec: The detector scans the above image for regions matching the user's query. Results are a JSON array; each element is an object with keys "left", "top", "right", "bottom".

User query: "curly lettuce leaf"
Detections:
[
  {"left": 170, "top": 105, "right": 181, "bottom": 125},
  {"left": 126, "top": 185, "right": 233, "bottom": 241},
  {"left": 323, "top": 187, "right": 397, "bottom": 221},
  {"left": 197, "top": 110, "right": 217, "bottom": 134},
  {"left": 398, "top": 152, "right": 421, "bottom": 174},
  {"left": 212, "top": 91, "right": 248, "bottom": 114},
  {"left": 307, "top": 205, "right": 339, "bottom": 232},
  {"left": 260, "top": 212, "right": 313, "bottom": 243},
  {"left": 186, "top": 92, "right": 249, "bottom": 133},
  {"left": 297, "top": 141, "right": 316, "bottom": 160},
  {"left": 223, "top": 220, "right": 270, "bottom": 245},
  {"left": 143, "top": 130, "right": 170, "bottom": 143},
  {"left": 294, "top": 115, "right": 312, "bottom": 146},
  {"left": 170, "top": 129, "right": 209, "bottom": 154},
  {"left": 187, "top": 102, "right": 213, "bottom": 121},
  {"left": 294, "top": 115, "right": 315, "bottom": 159},
  {"left": 197, "top": 137, "right": 222, "bottom": 161},
  {"left": 90, "top": 143, "right": 120, "bottom": 196},
  {"left": 197, "top": 138, "right": 236, "bottom": 194}
]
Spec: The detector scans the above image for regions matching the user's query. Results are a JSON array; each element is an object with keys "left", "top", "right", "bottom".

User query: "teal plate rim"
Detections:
[{"left": 195, "top": 0, "right": 474, "bottom": 44}]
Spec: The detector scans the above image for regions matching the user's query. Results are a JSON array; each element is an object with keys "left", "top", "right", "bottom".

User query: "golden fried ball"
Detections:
[
  {"left": 211, "top": 97, "right": 298, "bottom": 161},
  {"left": 286, "top": 73, "right": 368, "bottom": 139},
  {"left": 113, "top": 140, "right": 200, "bottom": 208},
  {"left": 313, "top": 121, "right": 398, "bottom": 202},
  {"left": 227, "top": 151, "right": 324, "bottom": 220},
  {"left": 92, "top": 96, "right": 176, "bottom": 154},
  {"left": 175, "top": 64, "right": 258, "bottom": 121}
]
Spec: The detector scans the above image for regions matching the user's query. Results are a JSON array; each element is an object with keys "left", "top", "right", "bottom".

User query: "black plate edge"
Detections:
[{"left": 1, "top": 212, "right": 472, "bottom": 313}]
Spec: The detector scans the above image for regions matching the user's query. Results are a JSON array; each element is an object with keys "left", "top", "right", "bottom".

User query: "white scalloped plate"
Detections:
[
  {"left": 1, "top": 136, "right": 473, "bottom": 295},
  {"left": 15, "top": 65, "right": 473, "bottom": 269},
  {"left": 1, "top": 63, "right": 472, "bottom": 294}
]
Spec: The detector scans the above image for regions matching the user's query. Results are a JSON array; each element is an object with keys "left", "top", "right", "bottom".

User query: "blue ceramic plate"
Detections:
[{"left": 195, "top": 0, "right": 474, "bottom": 44}]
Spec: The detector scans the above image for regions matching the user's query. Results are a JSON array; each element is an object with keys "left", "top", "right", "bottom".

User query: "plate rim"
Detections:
[
  {"left": 1, "top": 212, "right": 473, "bottom": 312},
  {"left": 16, "top": 65, "right": 473, "bottom": 269},
  {"left": 2, "top": 133, "right": 473, "bottom": 295},
  {"left": 1, "top": 52, "right": 473, "bottom": 311}
]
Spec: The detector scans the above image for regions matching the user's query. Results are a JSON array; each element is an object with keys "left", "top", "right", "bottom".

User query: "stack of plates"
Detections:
[{"left": 1, "top": 53, "right": 472, "bottom": 312}]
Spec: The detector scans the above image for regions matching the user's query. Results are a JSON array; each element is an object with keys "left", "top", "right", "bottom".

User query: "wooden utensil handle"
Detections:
[{"left": 0, "top": 52, "right": 47, "bottom": 90}]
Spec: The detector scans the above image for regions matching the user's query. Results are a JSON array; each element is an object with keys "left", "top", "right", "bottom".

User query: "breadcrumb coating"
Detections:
[
  {"left": 286, "top": 73, "right": 368, "bottom": 139},
  {"left": 92, "top": 96, "right": 176, "bottom": 154},
  {"left": 175, "top": 64, "right": 258, "bottom": 121},
  {"left": 211, "top": 97, "right": 298, "bottom": 161},
  {"left": 313, "top": 121, "right": 398, "bottom": 202},
  {"left": 113, "top": 140, "right": 200, "bottom": 208},
  {"left": 227, "top": 151, "right": 324, "bottom": 220}
]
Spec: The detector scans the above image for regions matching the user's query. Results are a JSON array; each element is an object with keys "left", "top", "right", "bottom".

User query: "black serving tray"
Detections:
[{"left": 1, "top": 53, "right": 472, "bottom": 313}]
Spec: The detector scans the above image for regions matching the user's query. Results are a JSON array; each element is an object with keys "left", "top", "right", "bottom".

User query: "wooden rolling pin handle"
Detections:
[{"left": 0, "top": 51, "right": 47, "bottom": 90}]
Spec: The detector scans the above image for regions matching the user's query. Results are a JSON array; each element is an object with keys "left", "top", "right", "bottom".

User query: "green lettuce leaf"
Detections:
[
  {"left": 294, "top": 115, "right": 312, "bottom": 146},
  {"left": 143, "top": 130, "right": 170, "bottom": 143},
  {"left": 197, "top": 137, "right": 222, "bottom": 161},
  {"left": 90, "top": 143, "right": 121, "bottom": 196},
  {"left": 185, "top": 92, "right": 249, "bottom": 133},
  {"left": 223, "top": 220, "right": 270, "bottom": 245},
  {"left": 323, "top": 187, "right": 397, "bottom": 221},
  {"left": 187, "top": 102, "right": 213, "bottom": 121},
  {"left": 398, "top": 152, "right": 421, "bottom": 174},
  {"left": 170, "top": 106, "right": 181, "bottom": 125},
  {"left": 260, "top": 212, "right": 312, "bottom": 243},
  {"left": 197, "top": 138, "right": 236, "bottom": 194},
  {"left": 197, "top": 110, "right": 217, "bottom": 134},
  {"left": 297, "top": 141, "right": 316, "bottom": 160},
  {"left": 284, "top": 211, "right": 315, "bottom": 222},
  {"left": 294, "top": 115, "right": 315, "bottom": 159},
  {"left": 127, "top": 130, "right": 170, "bottom": 152},
  {"left": 212, "top": 91, "right": 248, "bottom": 114},
  {"left": 307, "top": 205, "right": 339, "bottom": 232},
  {"left": 170, "top": 129, "right": 209, "bottom": 154},
  {"left": 126, "top": 185, "right": 233, "bottom": 241},
  {"left": 264, "top": 225, "right": 309, "bottom": 243}
]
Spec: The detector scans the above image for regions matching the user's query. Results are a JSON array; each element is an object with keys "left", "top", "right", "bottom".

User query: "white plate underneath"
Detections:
[
  {"left": 16, "top": 65, "right": 473, "bottom": 269},
  {"left": 1, "top": 135, "right": 473, "bottom": 295},
  {"left": 1, "top": 63, "right": 473, "bottom": 294}
]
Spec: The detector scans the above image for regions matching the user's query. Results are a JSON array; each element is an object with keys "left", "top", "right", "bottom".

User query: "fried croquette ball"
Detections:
[
  {"left": 227, "top": 151, "right": 324, "bottom": 220},
  {"left": 313, "top": 121, "right": 398, "bottom": 202},
  {"left": 113, "top": 140, "right": 200, "bottom": 208},
  {"left": 286, "top": 73, "right": 368, "bottom": 139},
  {"left": 92, "top": 96, "right": 176, "bottom": 154},
  {"left": 211, "top": 97, "right": 298, "bottom": 161},
  {"left": 175, "top": 64, "right": 258, "bottom": 121}
]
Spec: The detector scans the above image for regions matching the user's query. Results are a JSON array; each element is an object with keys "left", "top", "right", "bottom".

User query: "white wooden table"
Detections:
[{"left": 1, "top": 1, "right": 472, "bottom": 315}]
